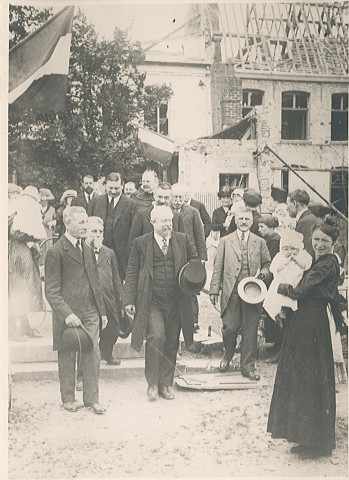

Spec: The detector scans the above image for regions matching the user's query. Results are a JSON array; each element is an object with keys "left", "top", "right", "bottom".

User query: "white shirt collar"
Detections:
[
  {"left": 108, "top": 194, "right": 121, "bottom": 206},
  {"left": 296, "top": 207, "right": 308, "bottom": 223},
  {"left": 65, "top": 232, "right": 80, "bottom": 247},
  {"left": 237, "top": 229, "right": 250, "bottom": 241},
  {"left": 84, "top": 192, "right": 92, "bottom": 201},
  {"left": 154, "top": 232, "right": 170, "bottom": 250}
]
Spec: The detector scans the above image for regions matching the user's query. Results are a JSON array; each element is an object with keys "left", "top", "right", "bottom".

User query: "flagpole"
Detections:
[{"left": 9, "top": 6, "right": 74, "bottom": 53}]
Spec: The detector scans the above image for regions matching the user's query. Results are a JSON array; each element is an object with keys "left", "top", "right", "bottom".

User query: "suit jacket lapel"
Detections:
[
  {"left": 112, "top": 194, "right": 126, "bottom": 227},
  {"left": 97, "top": 246, "right": 106, "bottom": 266},
  {"left": 141, "top": 234, "right": 153, "bottom": 278},
  {"left": 248, "top": 234, "right": 257, "bottom": 258},
  {"left": 171, "top": 233, "right": 183, "bottom": 276},
  {"left": 62, "top": 235, "right": 84, "bottom": 266},
  {"left": 180, "top": 205, "right": 189, "bottom": 219},
  {"left": 230, "top": 232, "right": 241, "bottom": 260}
]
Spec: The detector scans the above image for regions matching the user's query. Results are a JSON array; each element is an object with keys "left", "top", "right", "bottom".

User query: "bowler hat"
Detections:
[
  {"left": 237, "top": 277, "right": 267, "bottom": 305},
  {"left": 243, "top": 189, "right": 262, "bottom": 208},
  {"left": 271, "top": 186, "right": 288, "bottom": 204},
  {"left": 118, "top": 312, "right": 133, "bottom": 339},
  {"left": 62, "top": 324, "right": 93, "bottom": 352},
  {"left": 178, "top": 260, "right": 206, "bottom": 295}
]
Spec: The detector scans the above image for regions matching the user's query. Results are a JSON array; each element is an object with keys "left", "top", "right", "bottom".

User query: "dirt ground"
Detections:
[{"left": 8, "top": 294, "right": 348, "bottom": 479}]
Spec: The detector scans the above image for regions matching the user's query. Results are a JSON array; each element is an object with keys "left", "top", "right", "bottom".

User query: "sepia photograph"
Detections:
[{"left": 4, "top": 1, "right": 349, "bottom": 478}]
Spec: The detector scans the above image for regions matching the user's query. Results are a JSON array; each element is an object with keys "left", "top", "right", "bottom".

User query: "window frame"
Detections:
[{"left": 281, "top": 91, "right": 309, "bottom": 141}]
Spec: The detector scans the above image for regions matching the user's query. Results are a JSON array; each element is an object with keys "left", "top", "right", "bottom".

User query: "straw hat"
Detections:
[
  {"left": 238, "top": 277, "right": 267, "bottom": 304},
  {"left": 39, "top": 188, "right": 54, "bottom": 201},
  {"left": 60, "top": 189, "right": 77, "bottom": 203}
]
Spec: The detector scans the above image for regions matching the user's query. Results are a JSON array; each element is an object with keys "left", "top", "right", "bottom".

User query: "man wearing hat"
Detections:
[
  {"left": 211, "top": 187, "right": 232, "bottom": 239},
  {"left": 227, "top": 188, "right": 262, "bottom": 236},
  {"left": 209, "top": 207, "right": 271, "bottom": 380},
  {"left": 71, "top": 174, "right": 97, "bottom": 210},
  {"left": 287, "top": 189, "right": 318, "bottom": 257},
  {"left": 55, "top": 190, "right": 77, "bottom": 238},
  {"left": 124, "top": 205, "right": 198, "bottom": 401},
  {"left": 45, "top": 206, "right": 107, "bottom": 414}
]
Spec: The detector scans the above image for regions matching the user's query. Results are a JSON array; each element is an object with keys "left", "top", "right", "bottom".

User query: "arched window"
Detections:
[
  {"left": 331, "top": 93, "right": 348, "bottom": 141},
  {"left": 281, "top": 91, "right": 309, "bottom": 140}
]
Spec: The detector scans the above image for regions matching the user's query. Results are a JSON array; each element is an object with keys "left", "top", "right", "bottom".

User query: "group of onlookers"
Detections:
[{"left": 8, "top": 173, "right": 347, "bottom": 458}]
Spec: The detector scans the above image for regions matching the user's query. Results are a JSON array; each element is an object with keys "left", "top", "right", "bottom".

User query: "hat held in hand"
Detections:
[
  {"left": 178, "top": 260, "right": 206, "bottom": 295},
  {"left": 62, "top": 324, "right": 93, "bottom": 353},
  {"left": 238, "top": 277, "right": 267, "bottom": 305}
]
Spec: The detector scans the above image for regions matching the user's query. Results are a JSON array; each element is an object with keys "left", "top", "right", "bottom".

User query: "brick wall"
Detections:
[{"left": 211, "top": 63, "right": 242, "bottom": 133}]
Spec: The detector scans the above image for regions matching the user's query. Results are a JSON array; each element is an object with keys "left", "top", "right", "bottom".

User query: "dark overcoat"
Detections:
[
  {"left": 189, "top": 199, "right": 212, "bottom": 238},
  {"left": 267, "top": 254, "right": 340, "bottom": 452},
  {"left": 296, "top": 209, "right": 318, "bottom": 257},
  {"left": 128, "top": 206, "right": 185, "bottom": 253},
  {"left": 211, "top": 205, "right": 231, "bottom": 238},
  {"left": 178, "top": 204, "right": 207, "bottom": 261},
  {"left": 97, "top": 245, "right": 124, "bottom": 324},
  {"left": 124, "top": 231, "right": 198, "bottom": 352},
  {"left": 71, "top": 192, "right": 97, "bottom": 211},
  {"left": 45, "top": 235, "right": 105, "bottom": 351},
  {"left": 87, "top": 193, "right": 136, "bottom": 279}
]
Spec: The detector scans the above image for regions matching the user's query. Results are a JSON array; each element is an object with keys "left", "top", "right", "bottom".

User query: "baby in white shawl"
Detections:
[{"left": 263, "top": 230, "right": 312, "bottom": 321}]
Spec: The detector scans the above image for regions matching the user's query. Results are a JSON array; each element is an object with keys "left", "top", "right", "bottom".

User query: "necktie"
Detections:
[
  {"left": 162, "top": 237, "right": 168, "bottom": 256},
  {"left": 94, "top": 249, "right": 99, "bottom": 260},
  {"left": 76, "top": 239, "right": 82, "bottom": 251},
  {"left": 241, "top": 232, "right": 245, "bottom": 242}
]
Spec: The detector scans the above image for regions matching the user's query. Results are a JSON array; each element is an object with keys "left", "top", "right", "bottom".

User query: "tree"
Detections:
[{"left": 8, "top": 7, "right": 173, "bottom": 198}]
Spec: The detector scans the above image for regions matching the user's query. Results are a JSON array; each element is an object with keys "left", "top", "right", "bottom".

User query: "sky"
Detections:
[{"left": 48, "top": 3, "right": 191, "bottom": 44}]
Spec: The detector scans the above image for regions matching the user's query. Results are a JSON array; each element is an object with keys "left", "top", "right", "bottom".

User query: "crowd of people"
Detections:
[{"left": 8, "top": 170, "right": 347, "bottom": 459}]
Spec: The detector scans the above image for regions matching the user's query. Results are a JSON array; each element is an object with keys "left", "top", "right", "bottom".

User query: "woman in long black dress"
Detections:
[{"left": 267, "top": 217, "right": 342, "bottom": 458}]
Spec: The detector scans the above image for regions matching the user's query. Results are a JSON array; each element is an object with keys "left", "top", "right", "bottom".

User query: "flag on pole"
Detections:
[
  {"left": 9, "top": 6, "right": 74, "bottom": 113},
  {"left": 138, "top": 127, "right": 176, "bottom": 167}
]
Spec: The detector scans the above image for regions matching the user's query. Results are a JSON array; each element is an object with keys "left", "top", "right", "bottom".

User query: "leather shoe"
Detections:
[
  {"left": 147, "top": 385, "right": 158, "bottom": 401},
  {"left": 219, "top": 358, "right": 230, "bottom": 372},
  {"left": 290, "top": 445, "right": 331, "bottom": 458},
  {"left": 85, "top": 403, "right": 106, "bottom": 414},
  {"left": 63, "top": 402, "right": 78, "bottom": 412},
  {"left": 106, "top": 357, "right": 121, "bottom": 366},
  {"left": 158, "top": 386, "right": 175, "bottom": 400},
  {"left": 76, "top": 380, "right": 83, "bottom": 391},
  {"left": 242, "top": 371, "right": 260, "bottom": 381}
]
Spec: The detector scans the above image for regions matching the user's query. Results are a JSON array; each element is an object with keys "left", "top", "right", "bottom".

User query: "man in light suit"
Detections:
[
  {"left": 71, "top": 174, "right": 97, "bottom": 210},
  {"left": 287, "top": 189, "right": 318, "bottom": 258},
  {"left": 209, "top": 207, "right": 271, "bottom": 381},
  {"left": 124, "top": 206, "right": 197, "bottom": 401},
  {"left": 171, "top": 183, "right": 207, "bottom": 331},
  {"left": 45, "top": 207, "right": 107, "bottom": 414},
  {"left": 88, "top": 172, "right": 137, "bottom": 281}
]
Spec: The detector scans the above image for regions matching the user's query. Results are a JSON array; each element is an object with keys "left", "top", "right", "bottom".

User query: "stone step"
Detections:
[{"left": 10, "top": 357, "right": 225, "bottom": 383}]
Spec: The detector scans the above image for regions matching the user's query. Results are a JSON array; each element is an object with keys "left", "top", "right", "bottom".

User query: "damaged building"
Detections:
[{"left": 141, "top": 2, "right": 348, "bottom": 215}]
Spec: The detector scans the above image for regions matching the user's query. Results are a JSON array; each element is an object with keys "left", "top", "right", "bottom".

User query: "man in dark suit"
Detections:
[
  {"left": 184, "top": 190, "right": 212, "bottom": 238},
  {"left": 210, "top": 207, "right": 271, "bottom": 381},
  {"left": 124, "top": 206, "right": 197, "bottom": 401},
  {"left": 86, "top": 216, "right": 124, "bottom": 365},
  {"left": 287, "top": 189, "right": 318, "bottom": 257},
  {"left": 88, "top": 172, "right": 137, "bottom": 281},
  {"left": 131, "top": 169, "right": 158, "bottom": 209},
  {"left": 71, "top": 174, "right": 96, "bottom": 210},
  {"left": 211, "top": 187, "right": 232, "bottom": 238},
  {"left": 171, "top": 183, "right": 207, "bottom": 331},
  {"left": 45, "top": 206, "right": 107, "bottom": 414},
  {"left": 128, "top": 182, "right": 184, "bottom": 252}
]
